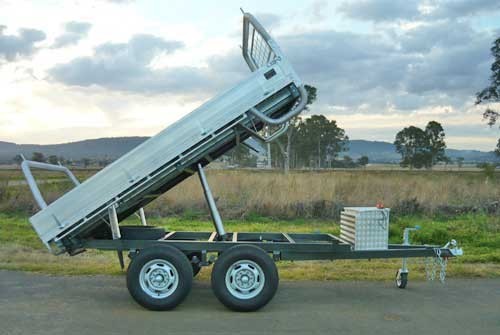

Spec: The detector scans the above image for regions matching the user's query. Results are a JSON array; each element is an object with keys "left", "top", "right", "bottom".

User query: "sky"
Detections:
[{"left": 0, "top": 0, "right": 499, "bottom": 151}]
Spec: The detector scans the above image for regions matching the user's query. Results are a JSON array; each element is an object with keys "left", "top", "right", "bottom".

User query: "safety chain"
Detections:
[
  {"left": 424, "top": 257, "right": 436, "bottom": 281},
  {"left": 410, "top": 253, "right": 448, "bottom": 283},
  {"left": 420, "top": 249, "right": 448, "bottom": 283}
]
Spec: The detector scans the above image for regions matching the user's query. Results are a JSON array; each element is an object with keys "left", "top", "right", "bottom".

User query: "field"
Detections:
[
  {"left": 0, "top": 168, "right": 499, "bottom": 281},
  {"left": 1, "top": 168, "right": 499, "bottom": 218}
]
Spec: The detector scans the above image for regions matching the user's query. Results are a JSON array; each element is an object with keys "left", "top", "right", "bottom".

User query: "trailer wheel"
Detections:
[
  {"left": 127, "top": 246, "right": 193, "bottom": 310},
  {"left": 395, "top": 269, "right": 408, "bottom": 289},
  {"left": 211, "top": 245, "right": 278, "bottom": 312}
]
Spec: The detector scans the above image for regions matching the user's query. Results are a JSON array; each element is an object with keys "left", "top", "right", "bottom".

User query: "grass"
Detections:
[
  {"left": 1, "top": 168, "right": 499, "bottom": 280},
  {"left": 1, "top": 212, "right": 499, "bottom": 280},
  {"left": 0, "top": 169, "right": 96, "bottom": 181},
  {"left": 3, "top": 168, "right": 499, "bottom": 219}
]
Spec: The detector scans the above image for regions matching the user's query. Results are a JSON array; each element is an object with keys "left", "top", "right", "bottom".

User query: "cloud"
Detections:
[
  {"left": 49, "top": 32, "right": 253, "bottom": 97},
  {"left": 65, "top": 21, "right": 91, "bottom": 34},
  {"left": 276, "top": 16, "right": 494, "bottom": 114},
  {"left": 45, "top": 4, "right": 497, "bottom": 137},
  {"left": 339, "top": 0, "right": 500, "bottom": 22},
  {"left": 280, "top": 30, "right": 411, "bottom": 110},
  {"left": 254, "top": 13, "right": 281, "bottom": 30},
  {"left": 49, "top": 34, "right": 194, "bottom": 93},
  {"left": 51, "top": 21, "right": 91, "bottom": 48},
  {"left": 309, "top": 0, "right": 329, "bottom": 22},
  {"left": 101, "top": 0, "right": 134, "bottom": 3},
  {"left": 339, "top": 0, "right": 420, "bottom": 22},
  {"left": 398, "top": 20, "right": 477, "bottom": 53},
  {"left": 49, "top": 15, "right": 494, "bottom": 113},
  {"left": 404, "top": 38, "right": 491, "bottom": 95},
  {"left": 429, "top": 0, "right": 500, "bottom": 19},
  {"left": 0, "top": 26, "right": 46, "bottom": 62}
]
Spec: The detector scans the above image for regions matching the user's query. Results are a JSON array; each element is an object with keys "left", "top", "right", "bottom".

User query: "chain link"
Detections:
[
  {"left": 411, "top": 254, "right": 448, "bottom": 283},
  {"left": 424, "top": 257, "right": 435, "bottom": 281}
]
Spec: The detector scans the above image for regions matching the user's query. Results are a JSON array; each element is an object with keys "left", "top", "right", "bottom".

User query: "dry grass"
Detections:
[
  {"left": 1, "top": 169, "right": 498, "bottom": 218},
  {"left": 1, "top": 168, "right": 498, "bottom": 281},
  {"left": 147, "top": 169, "right": 499, "bottom": 219}
]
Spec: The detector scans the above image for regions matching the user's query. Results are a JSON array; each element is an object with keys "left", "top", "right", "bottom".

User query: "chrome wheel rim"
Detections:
[
  {"left": 139, "top": 259, "right": 179, "bottom": 299},
  {"left": 225, "top": 260, "right": 265, "bottom": 300}
]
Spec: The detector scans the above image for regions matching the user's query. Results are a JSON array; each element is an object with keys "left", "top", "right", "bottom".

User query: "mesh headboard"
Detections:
[{"left": 242, "top": 13, "right": 281, "bottom": 72}]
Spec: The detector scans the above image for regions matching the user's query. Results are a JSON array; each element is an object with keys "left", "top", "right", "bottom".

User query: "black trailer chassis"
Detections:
[{"left": 79, "top": 230, "right": 461, "bottom": 312}]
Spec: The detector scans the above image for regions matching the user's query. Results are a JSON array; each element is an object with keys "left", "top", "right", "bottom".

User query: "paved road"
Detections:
[{"left": 0, "top": 270, "right": 498, "bottom": 335}]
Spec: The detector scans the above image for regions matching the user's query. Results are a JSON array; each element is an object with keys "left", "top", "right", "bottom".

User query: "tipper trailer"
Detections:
[{"left": 21, "top": 12, "right": 462, "bottom": 312}]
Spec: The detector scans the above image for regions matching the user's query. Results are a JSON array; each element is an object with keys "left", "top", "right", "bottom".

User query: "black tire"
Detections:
[
  {"left": 187, "top": 252, "right": 202, "bottom": 277},
  {"left": 126, "top": 246, "right": 193, "bottom": 310},
  {"left": 211, "top": 245, "right": 279, "bottom": 312},
  {"left": 120, "top": 226, "right": 166, "bottom": 240},
  {"left": 396, "top": 269, "right": 408, "bottom": 289}
]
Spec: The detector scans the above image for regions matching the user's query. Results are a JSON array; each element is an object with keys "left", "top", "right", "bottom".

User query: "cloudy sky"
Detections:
[{"left": 1, "top": 0, "right": 499, "bottom": 150}]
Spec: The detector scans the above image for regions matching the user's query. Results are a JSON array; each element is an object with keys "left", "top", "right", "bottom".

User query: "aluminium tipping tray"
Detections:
[{"left": 26, "top": 12, "right": 306, "bottom": 252}]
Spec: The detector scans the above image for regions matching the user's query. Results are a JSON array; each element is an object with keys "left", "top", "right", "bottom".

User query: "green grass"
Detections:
[
  {"left": 0, "top": 169, "right": 96, "bottom": 182},
  {"left": 1, "top": 212, "right": 500, "bottom": 280}
]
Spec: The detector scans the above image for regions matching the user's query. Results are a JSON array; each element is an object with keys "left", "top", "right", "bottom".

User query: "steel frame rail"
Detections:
[{"left": 81, "top": 231, "right": 458, "bottom": 262}]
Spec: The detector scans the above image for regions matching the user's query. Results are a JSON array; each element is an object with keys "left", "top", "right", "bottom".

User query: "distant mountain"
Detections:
[
  {"left": 344, "top": 140, "right": 498, "bottom": 163},
  {"left": 0, "top": 137, "right": 497, "bottom": 164},
  {"left": 0, "top": 137, "right": 148, "bottom": 163}
]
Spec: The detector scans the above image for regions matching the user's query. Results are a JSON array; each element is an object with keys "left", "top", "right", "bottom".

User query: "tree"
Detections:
[
  {"left": 394, "top": 126, "right": 431, "bottom": 169},
  {"left": 456, "top": 157, "right": 465, "bottom": 169},
  {"left": 394, "top": 121, "right": 448, "bottom": 169},
  {"left": 227, "top": 145, "right": 257, "bottom": 167},
  {"left": 425, "top": 121, "right": 447, "bottom": 166},
  {"left": 274, "top": 84, "right": 317, "bottom": 173},
  {"left": 476, "top": 37, "right": 500, "bottom": 128},
  {"left": 496, "top": 139, "right": 500, "bottom": 157},
  {"left": 476, "top": 37, "right": 500, "bottom": 155},
  {"left": 295, "top": 115, "right": 348, "bottom": 168},
  {"left": 48, "top": 155, "right": 59, "bottom": 165},
  {"left": 357, "top": 155, "right": 369, "bottom": 167},
  {"left": 31, "top": 152, "right": 46, "bottom": 163}
]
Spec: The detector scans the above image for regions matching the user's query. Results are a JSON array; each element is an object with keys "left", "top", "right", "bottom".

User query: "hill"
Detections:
[
  {"left": 344, "top": 140, "right": 498, "bottom": 163},
  {"left": 0, "top": 137, "right": 497, "bottom": 164},
  {"left": 0, "top": 137, "right": 148, "bottom": 163}
]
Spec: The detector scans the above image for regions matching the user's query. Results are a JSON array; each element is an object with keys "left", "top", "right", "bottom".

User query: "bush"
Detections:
[{"left": 393, "top": 198, "right": 422, "bottom": 216}]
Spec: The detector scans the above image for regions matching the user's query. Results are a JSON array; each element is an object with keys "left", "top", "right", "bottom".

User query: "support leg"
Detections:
[
  {"left": 197, "top": 163, "right": 227, "bottom": 240},
  {"left": 108, "top": 205, "right": 124, "bottom": 269},
  {"left": 108, "top": 205, "right": 121, "bottom": 239},
  {"left": 401, "top": 226, "right": 420, "bottom": 274},
  {"left": 139, "top": 208, "right": 147, "bottom": 226}
]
